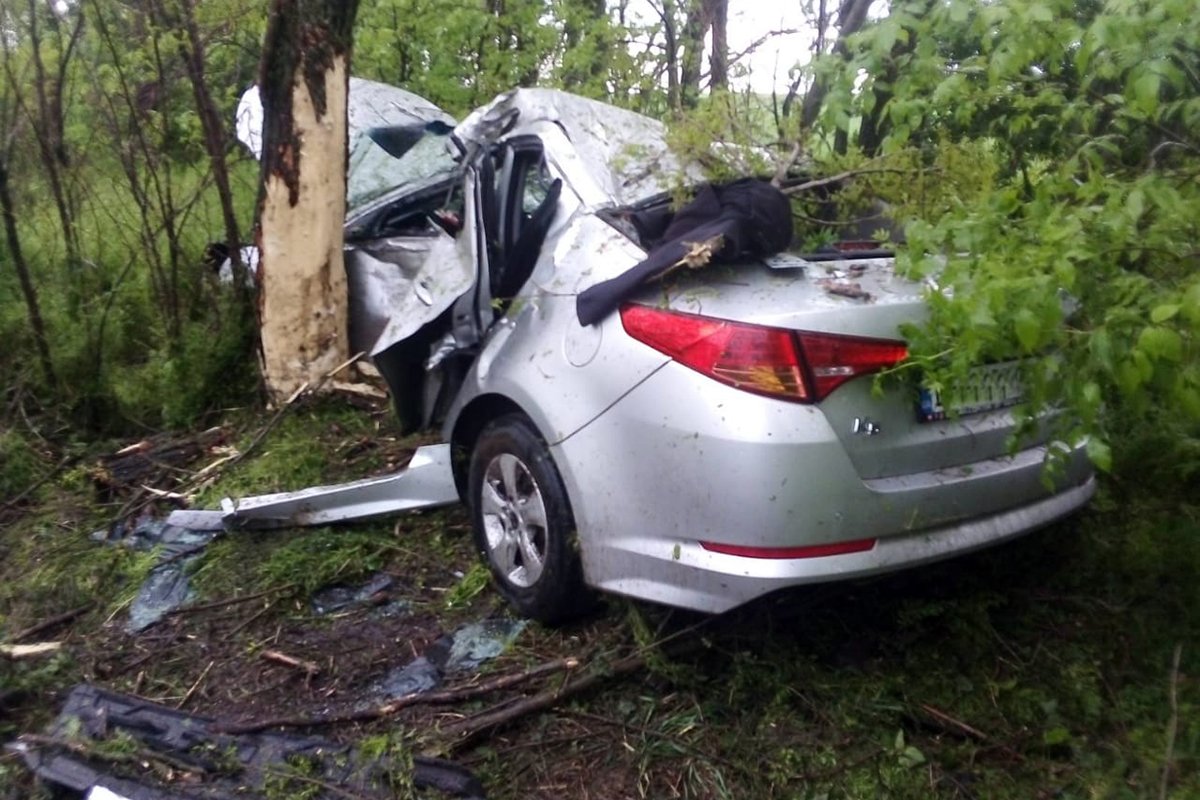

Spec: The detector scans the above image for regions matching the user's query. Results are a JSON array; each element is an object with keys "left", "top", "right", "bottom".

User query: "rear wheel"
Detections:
[{"left": 468, "top": 414, "right": 592, "bottom": 623}]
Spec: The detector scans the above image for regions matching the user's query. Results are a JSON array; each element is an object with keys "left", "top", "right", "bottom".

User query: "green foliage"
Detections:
[
  {"left": 0, "top": 0, "right": 264, "bottom": 436},
  {"left": 0, "top": 428, "right": 45, "bottom": 499},
  {"left": 444, "top": 561, "right": 490, "bottom": 610},
  {"left": 815, "top": 0, "right": 1200, "bottom": 476},
  {"left": 353, "top": 0, "right": 645, "bottom": 116},
  {"left": 664, "top": 92, "right": 777, "bottom": 184}
]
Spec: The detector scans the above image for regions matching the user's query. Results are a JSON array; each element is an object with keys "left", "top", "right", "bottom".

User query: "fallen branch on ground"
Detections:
[
  {"left": 1, "top": 456, "right": 72, "bottom": 511},
  {"left": 140, "top": 353, "right": 367, "bottom": 510},
  {"left": 1, "top": 642, "right": 62, "bottom": 660},
  {"left": 176, "top": 660, "right": 215, "bottom": 710},
  {"left": 919, "top": 703, "right": 989, "bottom": 741},
  {"left": 10, "top": 603, "right": 93, "bottom": 643},
  {"left": 262, "top": 649, "right": 320, "bottom": 675},
  {"left": 164, "top": 585, "right": 294, "bottom": 617},
  {"left": 215, "top": 656, "right": 580, "bottom": 735},
  {"left": 437, "top": 651, "right": 648, "bottom": 750}
]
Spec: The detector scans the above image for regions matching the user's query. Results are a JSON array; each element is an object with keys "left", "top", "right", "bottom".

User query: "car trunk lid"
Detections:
[{"left": 648, "top": 254, "right": 1033, "bottom": 480}]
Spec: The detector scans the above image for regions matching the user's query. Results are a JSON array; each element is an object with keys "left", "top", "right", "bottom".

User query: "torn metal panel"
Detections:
[
  {"left": 345, "top": 232, "right": 455, "bottom": 355},
  {"left": 364, "top": 220, "right": 477, "bottom": 356},
  {"left": 218, "top": 444, "right": 459, "bottom": 529}
]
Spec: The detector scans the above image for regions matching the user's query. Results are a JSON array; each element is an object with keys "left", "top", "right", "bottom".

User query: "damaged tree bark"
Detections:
[{"left": 256, "top": 0, "right": 360, "bottom": 400}]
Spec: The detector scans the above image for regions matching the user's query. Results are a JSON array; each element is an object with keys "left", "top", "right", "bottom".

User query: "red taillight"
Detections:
[
  {"left": 619, "top": 304, "right": 907, "bottom": 402},
  {"left": 700, "top": 538, "right": 877, "bottom": 559},
  {"left": 619, "top": 303, "right": 808, "bottom": 400},
  {"left": 796, "top": 331, "right": 910, "bottom": 400}
]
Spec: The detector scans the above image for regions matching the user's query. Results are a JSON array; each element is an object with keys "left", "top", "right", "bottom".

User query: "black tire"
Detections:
[{"left": 468, "top": 414, "right": 593, "bottom": 623}]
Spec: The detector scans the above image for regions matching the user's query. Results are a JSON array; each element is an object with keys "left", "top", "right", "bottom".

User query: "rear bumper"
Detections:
[
  {"left": 584, "top": 475, "right": 1093, "bottom": 613},
  {"left": 552, "top": 362, "right": 1095, "bottom": 613}
]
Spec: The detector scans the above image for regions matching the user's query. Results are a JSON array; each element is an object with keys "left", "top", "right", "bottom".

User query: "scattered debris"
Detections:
[
  {"left": 8, "top": 684, "right": 486, "bottom": 799},
  {"left": 261, "top": 650, "right": 320, "bottom": 677},
  {"left": 311, "top": 573, "right": 403, "bottom": 616},
  {"left": 217, "top": 655, "right": 581, "bottom": 735},
  {"left": 92, "top": 516, "right": 219, "bottom": 633},
  {"left": 817, "top": 278, "right": 875, "bottom": 302},
  {"left": 445, "top": 619, "right": 526, "bottom": 672},
  {"left": 375, "top": 617, "right": 527, "bottom": 701},
  {"left": 91, "top": 428, "right": 228, "bottom": 499}
]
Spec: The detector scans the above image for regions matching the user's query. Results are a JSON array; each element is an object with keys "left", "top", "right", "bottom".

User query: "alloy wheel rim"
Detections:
[{"left": 480, "top": 453, "right": 548, "bottom": 588}]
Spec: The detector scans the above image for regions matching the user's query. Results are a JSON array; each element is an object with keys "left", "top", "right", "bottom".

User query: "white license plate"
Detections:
[{"left": 917, "top": 361, "right": 1024, "bottom": 422}]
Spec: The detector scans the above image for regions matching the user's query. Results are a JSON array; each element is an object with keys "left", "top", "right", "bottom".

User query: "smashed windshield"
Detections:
[{"left": 347, "top": 132, "right": 457, "bottom": 211}]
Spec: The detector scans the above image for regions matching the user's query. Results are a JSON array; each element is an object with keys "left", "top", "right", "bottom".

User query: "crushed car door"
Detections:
[{"left": 343, "top": 179, "right": 466, "bottom": 356}]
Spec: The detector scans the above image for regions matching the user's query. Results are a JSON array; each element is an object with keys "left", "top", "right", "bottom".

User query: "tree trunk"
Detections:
[
  {"left": 257, "top": 0, "right": 360, "bottom": 400},
  {"left": 786, "top": 0, "right": 872, "bottom": 128},
  {"left": 678, "top": 0, "right": 710, "bottom": 109},
  {"left": 22, "top": 0, "right": 81, "bottom": 281},
  {"left": 707, "top": 0, "right": 728, "bottom": 93},
  {"left": 658, "top": 0, "right": 681, "bottom": 111},
  {"left": 0, "top": 163, "right": 57, "bottom": 388},
  {"left": 163, "top": 0, "right": 247, "bottom": 296}
]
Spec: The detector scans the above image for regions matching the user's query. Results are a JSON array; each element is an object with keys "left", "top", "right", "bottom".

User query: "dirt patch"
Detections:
[{"left": 86, "top": 585, "right": 447, "bottom": 730}]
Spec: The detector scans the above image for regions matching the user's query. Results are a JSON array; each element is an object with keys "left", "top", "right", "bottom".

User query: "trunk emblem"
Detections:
[{"left": 852, "top": 417, "right": 881, "bottom": 436}]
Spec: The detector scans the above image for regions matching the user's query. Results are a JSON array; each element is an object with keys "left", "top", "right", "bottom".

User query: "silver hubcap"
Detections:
[{"left": 480, "top": 453, "right": 548, "bottom": 588}]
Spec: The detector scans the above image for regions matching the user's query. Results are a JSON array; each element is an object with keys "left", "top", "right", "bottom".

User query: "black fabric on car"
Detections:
[
  {"left": 492, "top": 178, "right": 562, "bottom": 302},
  {"left": 576, "top": 178, "right": 793, "bottom": 327}
]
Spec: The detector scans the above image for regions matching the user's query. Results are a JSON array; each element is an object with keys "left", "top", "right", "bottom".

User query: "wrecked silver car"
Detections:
[{"left": 244, "top": 81, "right": 1095, "bottom": 623}]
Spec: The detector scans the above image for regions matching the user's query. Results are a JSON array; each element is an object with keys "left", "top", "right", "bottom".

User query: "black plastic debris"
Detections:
[
  {"left": 8, "top": 684, "right": 486, "bottom": 799},
  {"left": 311, "top": 573, "right": 407, "bottom": 617},
  {"left": 375, "top": 618, "right": 527, "bottom": 701},
  {"left": 92, "top": 517, "right": 219, "bottom": 633}
]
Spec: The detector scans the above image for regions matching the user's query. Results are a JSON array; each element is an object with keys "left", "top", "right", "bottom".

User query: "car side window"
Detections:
[
  {"left": 520, "top": 159, "right": 554, "bottom": 217},
  {"left": 490, "top": 143, "right": 562, "bottom": 305},
  {"left": 349, "top": 182, "right": 464, "bottom": 241}
]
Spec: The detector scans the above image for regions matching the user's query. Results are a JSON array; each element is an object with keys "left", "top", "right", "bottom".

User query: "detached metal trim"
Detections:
[{"left": 166, "top": 445, "right": 461, "bottom": 533}]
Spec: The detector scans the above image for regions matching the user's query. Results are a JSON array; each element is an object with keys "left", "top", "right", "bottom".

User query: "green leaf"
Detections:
[
  {"left": 1178, "top": 386, "right": 1200, "bottom": 419},
  {"left": 899, "top": 745, "right": 926, "bottom": 768},
  {"left": 1089, "top": 329, "right": 1113, "bottom": 372},
  {"left": 1027, "top": 3, "right": 1053, "bottom": 23},
  {"left": 1129, "top": 71, "right": 1161, "bottom": 116},
  {"left": 1182, "top": 283, "right": 1200, "bottom": 327},
  {"left": 1086, "top": 438, "right": 1112, "bottom": 473},
  {"left": 1014, "top": 309, "right": 1041, "bottom": 352},
  {"left": 1150, "top": 304, "right": 1179, "bottom": 323},
  {"left": 1043, "top": 726, "right": 1072, "bottom": 746},
  {"left": 1138, "top": 327, "right": 1184, "bottom": 362},
  {"left": 1125, "top": 188, "right": 1145, "bottom": 222}
]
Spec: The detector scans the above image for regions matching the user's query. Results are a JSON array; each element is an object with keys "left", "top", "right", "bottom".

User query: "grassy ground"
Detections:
[{"left": 1, "top": 398, "right": 1196, "bottom": 799}]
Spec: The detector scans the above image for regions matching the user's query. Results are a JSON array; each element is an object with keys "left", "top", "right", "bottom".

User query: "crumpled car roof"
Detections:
[{"left": 452, "top": 88, "right": 699, "bottom": 210}]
